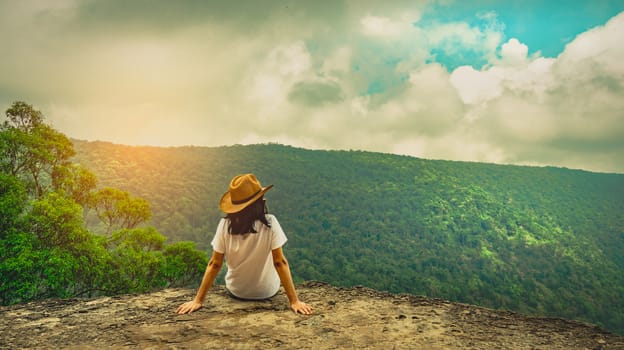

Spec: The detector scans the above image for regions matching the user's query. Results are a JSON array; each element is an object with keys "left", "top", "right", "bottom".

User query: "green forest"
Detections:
[
  {"left": 2, "top": 101, "right": 623, "bottom": 335},
  {"left": 71, "top": 136, "right": 624, "bottom": 335},
  {"left": 0, "top": 102, "right": 207, "bottom": 304}
]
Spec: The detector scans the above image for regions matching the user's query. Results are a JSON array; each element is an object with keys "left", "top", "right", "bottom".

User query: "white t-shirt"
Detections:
[{"left": 211, "top": 214, "right": 287, "bottom": 299}]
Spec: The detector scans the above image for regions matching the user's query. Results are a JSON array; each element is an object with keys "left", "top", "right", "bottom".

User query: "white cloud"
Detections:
[
  {"left": 559, "top": 12, "right": 624, "bottom": 74},
  {"left": 450, "top": 38, "right": 557, "bottom": 105},
  {"left": 556, "top": 12, "right": 624, "bottom": 77},
  {"left": 450, "top": 66, "right": 503, "bottom": 105},
  {"left": 360, "top": 14, "right": 412, "bottom": 38},
  {"left": 500, "top": 38, "right": 528, "bottom": 65}
]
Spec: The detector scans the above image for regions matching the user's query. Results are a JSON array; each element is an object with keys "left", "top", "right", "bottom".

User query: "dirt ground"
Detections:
[{"left": 1, "top": 281, "right": 622, "bottom": 349}]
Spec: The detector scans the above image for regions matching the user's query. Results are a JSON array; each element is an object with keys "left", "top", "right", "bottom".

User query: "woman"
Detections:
[{"left": 176, "top": 173, "right": 313, "bottom": 315}]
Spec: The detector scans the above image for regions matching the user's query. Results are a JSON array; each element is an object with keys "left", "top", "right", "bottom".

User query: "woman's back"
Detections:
[{"left": 212, "top": 214, "right": 287, "bottom": 299}]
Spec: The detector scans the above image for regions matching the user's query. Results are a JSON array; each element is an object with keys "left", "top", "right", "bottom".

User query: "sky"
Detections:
[{"left": 1, "top": 0, "right": 623, "bottom": 174}]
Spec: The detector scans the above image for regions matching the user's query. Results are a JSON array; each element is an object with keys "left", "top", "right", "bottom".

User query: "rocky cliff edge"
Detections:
[{"left": 1, "top": 281, "right": 622, "bottom": 349}]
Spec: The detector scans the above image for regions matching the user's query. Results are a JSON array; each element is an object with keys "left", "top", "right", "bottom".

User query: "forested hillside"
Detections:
[{"left": 72, "top": 140, "right": 624, "bottom": 335}]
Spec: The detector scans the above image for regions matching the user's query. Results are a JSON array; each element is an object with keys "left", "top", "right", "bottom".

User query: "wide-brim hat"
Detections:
[{"left": 219, "top": 173, "right": 273, "bottom": 214}]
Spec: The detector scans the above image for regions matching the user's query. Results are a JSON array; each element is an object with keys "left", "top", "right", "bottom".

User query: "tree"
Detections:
[
  {"left": 0, "top": 231, "right": 43, "bottom": 304},
  {"left": 0, "top": 174, "right": 26, "bottom": 237},
  {"left": 110, "top": 227, "right": 166, "bottom": 252},
  {"left": 0, "top": 186, "right": 90, "bottom": 303},
  {"left": 28, "top": 191, "right": 90, "bottom": 250},
  {"left": 163, "top": 241, "right": 207, "bottom": 286},
  {"left": 3, "top": 101, "right": 44, "bottom": 132},
  {"left": 107, "top": 227, "right": 168, "bottom": 292},
  {"left": 52, "top": 164, "right": 97, "bottom": 213},
  {"left": 90, "top": 188, "right": 151, "bottom": 233},
  {"left": 118, "top": 196, "right": 152, "bottom": 230},
  {"left": 0, "top": 101, "right": 75, "bottom": 197}
]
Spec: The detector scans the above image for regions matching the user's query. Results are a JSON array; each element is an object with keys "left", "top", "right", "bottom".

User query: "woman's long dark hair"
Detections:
[{"left": 226, "top": 197, "right": 271, "bottom": 235}]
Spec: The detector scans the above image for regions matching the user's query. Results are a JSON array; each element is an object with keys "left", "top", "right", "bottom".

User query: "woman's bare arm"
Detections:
[
  {"left": 272, "top": 247, "right": 313, "bottom": 315},
  {"left": 176, "top": 251, "right": 224, "bottom": 314}
]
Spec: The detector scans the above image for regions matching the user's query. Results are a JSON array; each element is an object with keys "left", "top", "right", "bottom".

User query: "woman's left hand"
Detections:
[{"left": 290, "top": 300, "right": 313, "bottom": 315}]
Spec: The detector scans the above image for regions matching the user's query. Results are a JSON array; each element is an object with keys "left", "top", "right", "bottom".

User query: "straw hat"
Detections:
[{"left": 219, "top": 174, "right": 273, "bottom": 213}]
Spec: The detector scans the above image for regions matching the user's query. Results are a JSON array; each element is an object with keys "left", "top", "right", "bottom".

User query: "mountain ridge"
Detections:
[{"left": 71, "top": 138, "right": 622, "bottom": 175}]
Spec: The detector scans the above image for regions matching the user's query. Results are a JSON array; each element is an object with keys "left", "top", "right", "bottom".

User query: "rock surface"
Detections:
[{"left": 1, "top": 281, "right": 622, "bottom": 349}]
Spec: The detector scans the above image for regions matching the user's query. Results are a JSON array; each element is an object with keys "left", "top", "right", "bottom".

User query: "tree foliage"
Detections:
[
  {"left": 52, "top": 163, "right": 97, "bottom": 210},
  {"left": 0, "top": 101, "right": 207, "bottom": 306},
  {"left": 0, "top": 102, "right": 75, "bottom": 197},
  {"left": 90, "top": 187, "right": 151, "bottom": 233}
]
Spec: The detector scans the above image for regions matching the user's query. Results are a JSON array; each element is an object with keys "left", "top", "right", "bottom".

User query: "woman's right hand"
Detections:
[
  {"left": 176, "top": 300, "right": 203, "bottom": 314},
  {"left": 290, "top": 300, "right": 313, "bottom": 315}
]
